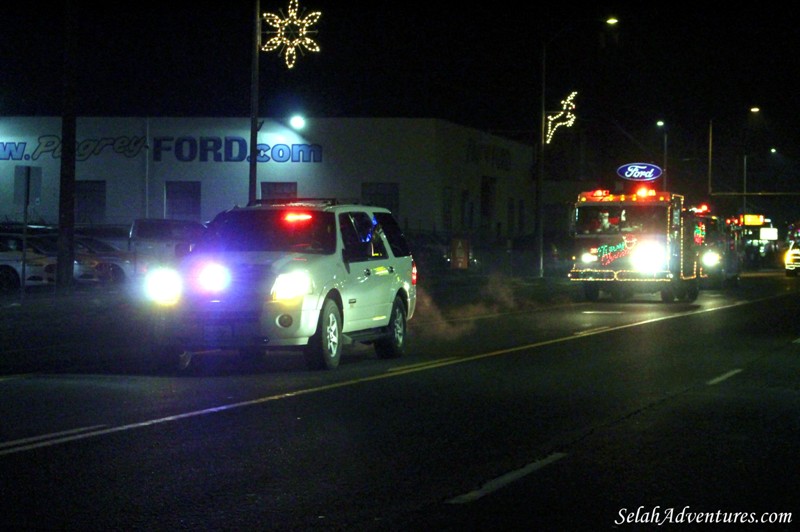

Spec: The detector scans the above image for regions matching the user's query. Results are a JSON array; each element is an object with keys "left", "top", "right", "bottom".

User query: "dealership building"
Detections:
[{"left": 0, "top": 116, "right": 549, "bottom": 250}]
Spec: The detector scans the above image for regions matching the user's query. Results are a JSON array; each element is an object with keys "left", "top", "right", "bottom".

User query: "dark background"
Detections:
[{"left": 3, "top": 2, "right": 800, "bottom": 223}]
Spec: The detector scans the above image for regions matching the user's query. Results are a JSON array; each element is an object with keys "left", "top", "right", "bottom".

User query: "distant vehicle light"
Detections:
[
  {"left": 145, "top": 267, "right": 183, "bottom": 305},
  {"left": 271, "top": 270, "right": 313, "bottom": 300},
  {"left": 702, "top": 250, "right": 721, "bottom": 268}
]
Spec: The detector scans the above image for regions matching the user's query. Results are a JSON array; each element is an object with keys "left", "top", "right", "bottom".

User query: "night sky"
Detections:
[{"left": 3, "top": 2, "right": 800, "bottom": 220}]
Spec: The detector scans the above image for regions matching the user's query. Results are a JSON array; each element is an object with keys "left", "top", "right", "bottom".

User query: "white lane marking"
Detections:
[
  {"left": 387, "top": 358, "right": 460, "bottom": 372},
  {"left": 0, "top": 425, "right": 108, "bottom": 450},
  {"left": 574, "top": 326, "right": 610, "bottom": 336},
  {"left": 706, "top": 369, "right": 743, "bottom": 386},
  {"left": 446, "top": 452, "right": 568, "bottom": 504}
]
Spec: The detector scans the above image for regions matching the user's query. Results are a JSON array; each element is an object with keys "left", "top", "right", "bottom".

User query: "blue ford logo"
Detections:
[{"left": 617, "top": 163, "right": 662, "bottom": 181}]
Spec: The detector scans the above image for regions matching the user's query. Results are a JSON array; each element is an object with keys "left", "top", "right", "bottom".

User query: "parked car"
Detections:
[
  {"left": 147, "top": 199, "right": 417, "bottom": 371},
  {"left": 0, "top": 241, "right": 53, "bottom": 294},
  {"left": 407, "top": 232, "right": 481, "bottom": 276},
  {"left": 128, "top": 218, "right": 207, "bottom": 276},
  {"left": 407, "top": 232, "right": 450, "bottom": 275},
  {"left": 0, "top": 233, "right": 103, "bottom": 284},
  {"left": 73, "top": 236, "right": 136, "bottom": 284},
  {"left": 75, "top": 224, "right": 131, "bottom": 251}
]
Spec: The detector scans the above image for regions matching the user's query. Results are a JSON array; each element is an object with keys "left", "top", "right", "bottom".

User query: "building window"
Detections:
[
  {"left": 262, "top": 181, "right": 297, "bottom": 199},
  {"left": 362, "top": 182, "right": 398, "bottom": 213},
  {"left": 75, "top": 180, "right": 106, "bottom": 225},
  {"left": 165, "top": 181, "right": 201, "bottom": 220}
]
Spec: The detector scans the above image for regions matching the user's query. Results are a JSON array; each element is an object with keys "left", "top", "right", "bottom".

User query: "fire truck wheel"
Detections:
[
  {"left": 583, "top": 283, "right": 600, "bottom": 302},
  {"left": 684, "top": 282, "right": 699, "bottom": 302},
  {"left": 660, "top": 288, "right": 675, "bottom": 302}
]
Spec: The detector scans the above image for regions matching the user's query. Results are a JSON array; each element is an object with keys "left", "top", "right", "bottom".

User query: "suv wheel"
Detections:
[
  {"left": 149, "top": 344, "right": 191, "bottom": 374},
  {"left": 375, "top": 296, "right": 406, "bottom": 359},
  {"left": 305, "top": 299, "right": 342, "bottom": 370}
]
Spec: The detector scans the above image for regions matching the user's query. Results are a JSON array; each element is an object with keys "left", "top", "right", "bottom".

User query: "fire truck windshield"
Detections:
[{"left": 576, "top": 205, "right": 668, "bottom": 235}]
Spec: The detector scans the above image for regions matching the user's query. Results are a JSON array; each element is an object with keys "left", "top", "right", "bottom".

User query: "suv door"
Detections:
[{"left": 338, "top": 210, "right": 396, "bottom": 331}]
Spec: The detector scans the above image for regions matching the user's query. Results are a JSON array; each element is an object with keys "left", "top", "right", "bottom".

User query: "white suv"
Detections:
[{"left": 146, "top": 199, "right": 417, "bottom": 370}]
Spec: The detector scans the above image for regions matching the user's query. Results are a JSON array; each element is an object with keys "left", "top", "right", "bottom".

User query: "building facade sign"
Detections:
[{"left": 616, "top": 162, "right": 662, "bottom": 182}]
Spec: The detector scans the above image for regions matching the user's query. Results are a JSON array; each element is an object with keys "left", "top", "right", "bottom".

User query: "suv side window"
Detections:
[
  {"left": 339, "top": 211, "right": 387, "bottom": 261},
  {"left": 374, "top": 212, "right": 411, "bottom": 258}
]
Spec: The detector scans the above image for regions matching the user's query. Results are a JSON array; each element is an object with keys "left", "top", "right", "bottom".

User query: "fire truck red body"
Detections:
[{"left": 568, "top": 187, "right": 700, "bottom": 302}]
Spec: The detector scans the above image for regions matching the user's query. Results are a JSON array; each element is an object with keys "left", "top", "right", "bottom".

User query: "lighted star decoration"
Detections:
[
  {"left": 545, "top": 91, "right": 578, "bottom": 144},
  {"left": 261, "top": 0, "right": 321, "bottom": 69}
]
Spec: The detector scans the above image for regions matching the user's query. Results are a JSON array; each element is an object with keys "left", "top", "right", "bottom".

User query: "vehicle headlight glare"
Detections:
[
  {"left": 630, "top": 241, "right": 667, "bottom": 272},
  {"left": 271, "top": 271, "right": 313, "bottom": 301},
  {"left": 197, "top": 262, "right": 231, "bottom": 292},
  {"left": 702, "top": 250, "right": 721, "bottom": 268},
  {"left": 144, "top": 267, "right": 183, "bottom": 305}
]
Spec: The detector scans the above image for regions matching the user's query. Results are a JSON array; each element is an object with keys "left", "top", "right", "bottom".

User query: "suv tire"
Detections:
[
  {"left": 375, "top": 296, "right": 406, "bottom": 359},
  {"left": 305, "top": 298, "right": 342, "bottom": 370}
]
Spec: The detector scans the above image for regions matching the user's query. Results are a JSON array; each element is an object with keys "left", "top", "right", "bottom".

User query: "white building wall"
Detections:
[{"left": 0, "top": 116, "right": 533, "bottom": 238}]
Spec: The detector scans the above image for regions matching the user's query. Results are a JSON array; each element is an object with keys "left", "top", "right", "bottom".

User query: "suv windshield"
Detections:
[{"left": 195, "top": 209, "right": 337, "bottom": 254}]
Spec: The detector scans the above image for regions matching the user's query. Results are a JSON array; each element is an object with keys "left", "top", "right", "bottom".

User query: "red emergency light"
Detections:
[
  {"left": 635, "top": 186, "right": 656, "bottom": 198},
  {"left": 284, "top": 212, "right": 313, "bottom": 222}
]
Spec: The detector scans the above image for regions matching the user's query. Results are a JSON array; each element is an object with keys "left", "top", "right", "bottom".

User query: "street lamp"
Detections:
[
  {"left": 656, "top": 120, "right": 668, "bottom": 190},
  {"left": 742, "top": 106, "right": 760, "bottom": 215},
  {"left": 535, "top": 16, "right": 619, "bottom": 278},
  {"left": 248, "top": 0, "right": 322, "bottom": 205}
]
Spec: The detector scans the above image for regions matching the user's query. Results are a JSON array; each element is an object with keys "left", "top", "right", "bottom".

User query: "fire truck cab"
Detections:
[{"left": 568, "top": 187, "right": 700, "bottom": 302}]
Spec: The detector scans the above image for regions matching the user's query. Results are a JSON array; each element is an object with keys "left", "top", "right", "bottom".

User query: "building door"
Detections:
[
  {"left": 165, "top": 181, "right": 200, "bottom": 220},
  {"left": 75, "top": 180, "right": 106, "bottom": 225}
]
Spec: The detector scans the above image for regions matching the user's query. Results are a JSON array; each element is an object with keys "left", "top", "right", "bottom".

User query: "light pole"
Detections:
[
  {"left": 248, "top": 0, "right": 322, "bottom": 205},
  {"left": 534, "top": 16, "right": 618, "bottom": 278},
  {"left": 742, "top": 152, "right": 748, "bottom": 214},
  {"left": 742, "top": 106, "right": 760, "bottom": 215},
  {"left": 656, "top": 120, "right": 667, "bottom": 190},
  {"left": 249, "top": 0, "right": 261, "bottom": 205}
]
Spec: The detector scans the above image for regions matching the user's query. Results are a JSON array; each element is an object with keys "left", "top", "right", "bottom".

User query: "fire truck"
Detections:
[
  {"left": 568, "top": 187, "right": 700, "bottom": 302},
  {"left": 686, "top": 204, "right": 742, "bottom": 289}
]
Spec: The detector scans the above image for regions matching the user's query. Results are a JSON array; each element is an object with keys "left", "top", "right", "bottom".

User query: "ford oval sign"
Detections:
[{"left": 617, "top": 163, "right": 662, "bottom": 181}]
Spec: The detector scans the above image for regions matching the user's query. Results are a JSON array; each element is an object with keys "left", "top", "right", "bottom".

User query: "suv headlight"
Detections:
[
  {"left": 196, "top": 262, "right": 231, "bottom": 293},
  {"left": 271, "top": 271, "right": 313, "bottom": 301},
  {"left": 145, "top": 267, "right": 183, "bottom": 305}
]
